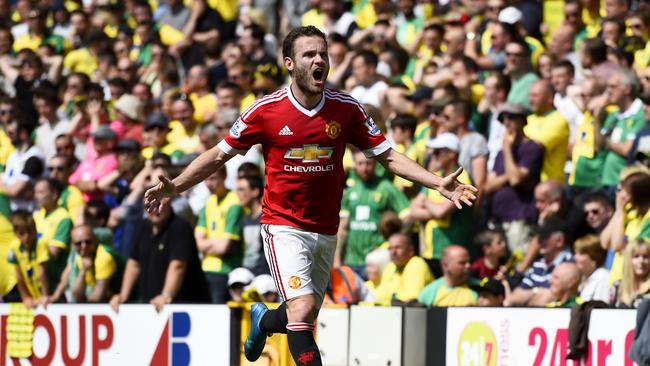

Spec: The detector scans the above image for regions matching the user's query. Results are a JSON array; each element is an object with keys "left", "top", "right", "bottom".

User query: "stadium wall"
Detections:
[{"left": 0, "top": 304, "right": 637, "bottom": 366}]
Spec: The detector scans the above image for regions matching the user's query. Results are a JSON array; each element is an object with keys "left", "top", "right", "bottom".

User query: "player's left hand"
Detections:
[{"left": 439, "top": 167, "right": 478, "bottom": 209}]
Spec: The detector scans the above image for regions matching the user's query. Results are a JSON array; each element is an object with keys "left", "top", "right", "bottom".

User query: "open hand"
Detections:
[
  {"left": 438, "top": 167, "right": 478, "bottom": 209},
  {"left": 144, "top": 175, "right": 176, "bottom": 214}
]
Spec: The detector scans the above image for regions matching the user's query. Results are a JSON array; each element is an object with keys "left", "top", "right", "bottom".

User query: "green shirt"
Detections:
[
  {"left": 602, "top": 100, "right": 646, "bottom": 186},
  {"left": 196, "top": 192, "right": 244, "bottom": 273},
  {"left": 507, "top": 72, "right": 539, "bottom": 109},
  {"left": 341, "top": 177, "right": 410, "bottom": 266}
]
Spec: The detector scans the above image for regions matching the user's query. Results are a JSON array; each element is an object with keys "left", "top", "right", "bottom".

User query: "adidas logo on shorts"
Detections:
[{"left": 278, "top": 125, "right": 293, "bottom": 136}]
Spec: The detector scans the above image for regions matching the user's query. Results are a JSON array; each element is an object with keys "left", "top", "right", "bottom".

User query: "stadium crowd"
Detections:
[{"left": 0, "top": 0, "right": 649, "bottom": 313}]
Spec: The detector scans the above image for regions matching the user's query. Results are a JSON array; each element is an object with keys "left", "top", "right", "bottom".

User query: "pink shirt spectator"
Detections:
[{"left": 69, "top": 151, "right": 118, "bottom": 201}]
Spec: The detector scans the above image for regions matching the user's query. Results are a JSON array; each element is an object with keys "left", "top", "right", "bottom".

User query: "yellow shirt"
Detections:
[
  {"left": 190, "top": 92, "right": 218, "bottom": 124},
  {"left": 525, "top": 110, "right": 570, "bottom": 183},
  {"left": 7, "top": 239, "right": 49, "bottom": 298},
  {"left": 13, "top": 33, "right": 43, "bottom": 53},
  {"left": 63, "top": 48, "right": 98, "bottom": 77},
  {"left": 205, "top": 0, "right": 237, "bottom": 21},
  {"left": 196, "top": 192, "right": 244, "bottom": 273},
  {"left": 0, "top": 215, "right": 17, "bottom": 295},
  {"left": 166, "top": 120, "right": 200, "bottom": 154},
  {"left": 59, "top": 185, "right": 84, "bottom": 225},
  {"left": 240, "top": 92, "right": 257, "bottom": 113},
  {"left": 374, "top": 256, "right": 433, "bottom": 305},
  {"left": 0, "top": 128, "right": 14, "bottom": 170},
  {"left": 33, "top": 207, "right": 72, "bottom": 251},
  {"left": 611, "top": 208, "right": 650, "bottom": 284},
  {"left": 301, "top": 8, "right": 325, "bottom": 28},
  {"left": 73, "top": 244, "right": 116, "bottom": 287}
]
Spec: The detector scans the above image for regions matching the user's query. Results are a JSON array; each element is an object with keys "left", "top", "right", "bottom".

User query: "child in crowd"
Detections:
[
  {"left": 7, "top": 211, "right": 50, "bottom": 308},
  {"left": 471, "top": 229, "right": 508, "bottom": 279}
]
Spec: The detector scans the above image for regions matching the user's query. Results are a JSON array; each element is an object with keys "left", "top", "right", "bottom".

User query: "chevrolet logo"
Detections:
[{"left": 284, "top": 144, "right": 334, "bottom": 163}]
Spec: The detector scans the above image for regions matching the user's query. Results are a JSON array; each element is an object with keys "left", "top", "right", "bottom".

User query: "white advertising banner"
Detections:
[
  {"left": 0, "top": 304, "right": 231, "bottom": 366},
  {"left": 446, "top": 307, "right": 636, "bottom": 366}
]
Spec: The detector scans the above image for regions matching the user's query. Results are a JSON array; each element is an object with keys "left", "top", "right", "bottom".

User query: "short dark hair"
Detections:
[
  {"left": 491, "top": 72, "right": 511, "bottom": 95},
  {"left": 33, "top": 85, "right": 59, "bottom": 105},
  {"left": 390, "top": 114, "right": 417, "bottom": 134},
  {"left": 84, "top": 199, "right": 111, "bottom": 225},
  {"left": 238, "top": 175, "right": 263, "bottom": 197},
  {"left": 552, "top": 60, "right": 575, "bottom": 76},
  {"left": 583, "top": 38, "right": 608, "bottom": 64},
  {"left": 282, "top": 26, "right": 327, "bottom": 60},
  {"left": 449, "top": 98, "right": 472, "bottom": 122},
  {"left": 454, "top": 55, "right": 479, "bottom": 74},
  {"left": 36, "top": 177, "right": 64, "bottom": 196},
  {"left": 583, "top": 191, "right": 613, "bottom": 209},
  {"left": 216, "top": 80, "right": 242, "bottom": 95},
  {"left": 353, "top": 50, "right": 379, "bottom": 68},
  {"left": 237, "top": 162, "right": 261, "bottom": 177},
  {"left": 244, "top": 24, "right": 265, "bottom": 44}
]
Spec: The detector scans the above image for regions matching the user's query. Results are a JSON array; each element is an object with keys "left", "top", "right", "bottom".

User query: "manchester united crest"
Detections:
[
  {"left": 325, "top": 121, "right": 341, "bottom": 139},
  {"left": 288, "top": 276, "right": 302, "bottom": 289}
]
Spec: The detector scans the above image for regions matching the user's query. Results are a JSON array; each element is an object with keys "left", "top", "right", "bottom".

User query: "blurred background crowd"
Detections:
[{"left": 0, "top": 0, "right": 649, "bottom": 312}]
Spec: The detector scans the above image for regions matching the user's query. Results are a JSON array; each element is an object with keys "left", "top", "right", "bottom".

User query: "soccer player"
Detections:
[{"left": 144, "top": 26, "right": 477, "bottom": 366}]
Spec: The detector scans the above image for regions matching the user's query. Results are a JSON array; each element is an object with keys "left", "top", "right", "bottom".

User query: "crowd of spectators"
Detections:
[{"left": 0, "top": 0, "right": 649, "bottom": 313}]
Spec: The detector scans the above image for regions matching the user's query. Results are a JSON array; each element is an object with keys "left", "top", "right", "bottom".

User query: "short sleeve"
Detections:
[
  {"left": 95, "top": 247, "right": 117, "bottom": 281},
  {"left": 220, "top": 110, "right": 265, "bottom": 155},
  {"left": 169, "top": 217, "right": 196, "bottom": 262},
  {"left": 469, "top": 134, "right": 489, "bottom": 158},
  {"left": 51, "top": 218, "right": 72, "bottom": 249},
  {"left": 340, "top": 189, "right": 351, "bottom": 218},
  {"left": 129, "top": 222, "right": 144, "bottom": 261},
  {"left": 196, "top": 206, "right": 207, "bottom": 235},
  {"left": 36, "top": 241, "right": 50, "bottom": 264},
  {"left": 21, "top": 156, "right": 44, "bottom": 180},
  {"left": 223, "top": 205, "right": 244, "bottom": 240},
  {"left": 518, "top": 141, "right": 544, "bottom": 176},
  {"left": 346, "top": 101, "right": 390, "bottom": 158},
  {"left": 385, "top": 183, "right": 410, "bottom": 217}
]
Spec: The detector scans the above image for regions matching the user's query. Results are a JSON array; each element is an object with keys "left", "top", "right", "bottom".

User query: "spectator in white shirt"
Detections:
[{"left": 574, "top": 235, "right": 610, "bottom": 303}]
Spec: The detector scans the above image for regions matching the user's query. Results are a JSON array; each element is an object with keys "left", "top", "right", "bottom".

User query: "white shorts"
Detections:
[{"left": 261, "top": 224, "right": 337, "bottom": 306}]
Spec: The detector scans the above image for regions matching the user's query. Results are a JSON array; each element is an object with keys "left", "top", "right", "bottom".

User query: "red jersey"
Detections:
[{"left": 218, "top": 87, "right": 390, "bottom": 235}]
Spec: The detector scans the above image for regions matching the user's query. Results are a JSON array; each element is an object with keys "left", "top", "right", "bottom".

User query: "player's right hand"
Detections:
[{"left": 144, "top": 175, "right": 176, "bottom": 214}]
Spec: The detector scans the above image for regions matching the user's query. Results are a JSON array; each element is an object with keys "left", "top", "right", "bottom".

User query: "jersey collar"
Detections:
[{"left": 286, "top": 85, "right": 325, "bottom": 117}]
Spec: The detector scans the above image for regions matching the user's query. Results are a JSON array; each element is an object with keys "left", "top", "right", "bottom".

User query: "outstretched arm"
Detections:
[
  {"left": 374, "top": 148, "right": 477, "bottom": 208},
  {"left": 144, "top": 144, "right": 234, "bottom": 213}
]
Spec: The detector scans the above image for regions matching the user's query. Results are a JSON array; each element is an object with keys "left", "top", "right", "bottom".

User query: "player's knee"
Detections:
[{"left": 286, "top": 295, "right": 316, "bottom": 323}]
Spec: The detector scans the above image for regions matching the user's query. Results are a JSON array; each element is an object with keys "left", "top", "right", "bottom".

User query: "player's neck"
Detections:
[{"left": 290, "top": 83, "right": 323, "bottom": 110}]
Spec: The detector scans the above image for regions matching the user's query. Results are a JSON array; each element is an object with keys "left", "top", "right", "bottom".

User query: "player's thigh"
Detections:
[
  {"left": 310, "top": 232, "right": 337, "bottom": 309},
  {"left": 261, "top": 224, "right": 317, "bottom": 301}
]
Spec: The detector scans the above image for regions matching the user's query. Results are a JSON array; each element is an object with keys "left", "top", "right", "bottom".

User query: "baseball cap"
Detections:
[
  {"left": 429, "top": 95, "right": 454, "bottom": 112},
  {"left": 114, "top": 94, "right": 143, "bottom": 121},
  {"left": 253, "top": 274, "right": 277, "bottom": 295},
  {"left": 533, "top": 216, "right": 569, "bottom": 238},
  {"left": 92, "top": 125, "right": 117, "bottom": 140},
  {"left": 144, "top": 112, "right": 169, "bottom": 130},
  {"left": 227, "top": 267, "right": 255, "bottom": 287},
  {"left": 407, "top": 86, "right": 433, "bottom": 102},
  {"left": 497, "top": 103, "right": 529, "bottom": 122},
  {"left": 426, "top": 132, "right": 460, "bottom": 151},
  {"left": 498, "top": 6, "right": 523, "bottom": 24},
  {"left": 470, "top": 278, "right": 505, "bottom": 297},
  {"left": 116, "top": 139, "right": 140, "bottom": 152}
]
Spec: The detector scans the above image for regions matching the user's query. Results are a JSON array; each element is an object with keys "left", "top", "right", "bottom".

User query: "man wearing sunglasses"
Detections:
[{"left": 51, "top": 225, "right": 122, "bottom": 303}]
